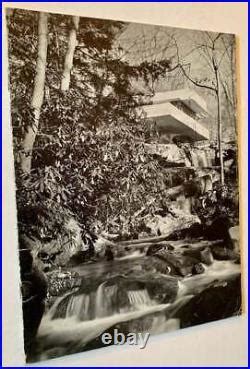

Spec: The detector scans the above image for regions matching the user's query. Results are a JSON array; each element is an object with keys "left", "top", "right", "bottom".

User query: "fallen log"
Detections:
[
  {"left": 115, "top": 241, "right": 172, "bottom": 250},
  {"left": 117, "top": 237, "right": 223, "bottom": 250},
  {"left": 119, "top": 234, "right": 171, "bottom": 246}
]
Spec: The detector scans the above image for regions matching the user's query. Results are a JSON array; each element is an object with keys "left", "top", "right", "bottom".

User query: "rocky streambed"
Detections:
[{"left": 26, "top": 227, "right": 241, "bottom": 363}]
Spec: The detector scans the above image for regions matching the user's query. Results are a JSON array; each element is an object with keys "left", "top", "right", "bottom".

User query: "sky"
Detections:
[{"left": 114, "top": 22, "right": 237, "bottom": 142}]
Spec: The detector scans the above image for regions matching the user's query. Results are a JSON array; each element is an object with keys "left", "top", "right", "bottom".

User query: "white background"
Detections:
[{"left": 2, "top": 2, "right": 248, "bottom": 367}]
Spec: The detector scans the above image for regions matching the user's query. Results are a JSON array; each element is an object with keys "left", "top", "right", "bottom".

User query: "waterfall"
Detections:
[
  {"left": 95, "top": 282, "right": 118, "bottom": 318},
  {"left": 200, "top": 151, "right": 208, "bottom": 167},
  {"left": 177, "top": 260, "right": 241, "bottom": 296},
  {"left": 38, "top": 302, "right": 170, "bottom": 361},
  {"left": 49, "top": 284, "right": 156, "bottom": 323},
  {"left": 50, "top": 282, "right": 119, "bottom": 321},
  {"left": 190, "top": 150, "right": 199, "bottom": 167},
  {"left": 95, "top": 281, "right": 107, "bottom": 318},
  {"left": 117, "top": 250, "right": 144, "bottom": 260},
  {"left": 48, "top": 289, "right": 78, "bottom": 318},
  {"left": 66, "top": 294, "right": 90, "bottom": 320},
  {"left": 190, "top": 149, "right": 209, "bottom": 168},
  {"left": 35, "top": 256, "right": 240, "bottom": 362},
  {"left": 127, "top": 289, "right": 153, "bottom": 308}
]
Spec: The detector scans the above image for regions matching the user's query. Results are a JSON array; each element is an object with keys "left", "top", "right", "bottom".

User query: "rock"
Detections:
[
  {"left": 146, "top": 210, "right": 200, "bottom": 238},
  {"left": 165, "top": 181, "right": 200, "bottom": 200},
  {"left": 200, "top": 247, "right": 214, "bottom": 265},
  {"left": 153, "top": 250, "right": 203, "bottom": 277},
  {"left": 175, "top": 195, "right": 193, "bottom": 214},
  {"left": 100, "top": 231, "right": 119, "bottom": 241},
  {"left": 204, "top": 216, "right": 233, "bottom": 248},
  {"left": 94, "top": 236, "right": 116, "bottom": 259},
  {"left": 182, "top": 247, "right": 213, "bottom": 266},
  {"left": 229, "top": 226, "right": 240, "bottom": 253},
  {"left": 182, "top": 247, "right": 213, "bottom": 264},
  {"left": 138, "top": 232, "right": 149, "bottom": 239},
  {"left": 68, "top": 251, "right": 88, "bottom": 266},
  {"left": 55, "top": 218, "right": 86, "bottom": 265},
  {"left": 146, "top": 243, "right": 174, "bottom": 256},
  {"left": 146, "top": 240, "right": 209, "bottom": 277},
  {"left": 19, "top": 239, "right": 47, "bottom": 358},
  {"left": 144, "top": 143, "right": 189, "bottom": 165},
  {"left": 93, "top": 237, "right": 107, "bottom": 258},
  {"left": 105, "top": 245, "right": 114, "bottom": 261},
  {"left": 175, "top": 276, "right": 242, "bottom": 328},
  {"left": 20, "top": 216, "right": 86, "bottom": 269},
  {"left": 150, "top": 257, "right": 175, "bottom": 275},
  {"left": 46, "top": 270, "right": 81, "bottom": 303},
  {"left": 229, "top": 226, "right": 239, "bottom": 241},
  {"left": 166, "top": 222, "right": 204, "bottom": 240},
  {"left": 68, "top": 236, "right": 115, "bottom": 264},
  {"left": 211, "top": 246, "right": 238, "bottom": 261},
  {"left": 192, "top": 262, "right": 205, "bottom": 275}
]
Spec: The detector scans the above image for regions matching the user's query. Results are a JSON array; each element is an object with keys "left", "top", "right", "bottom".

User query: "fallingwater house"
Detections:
[
  {"left": 139, "top": 88, "right": 217, "bottom": 168},
  {"left": 135, "top": 88, "right": 218, "bottom": 225},
  {"left": 141, "top": 88, "right": 209, "bottom": 143}
]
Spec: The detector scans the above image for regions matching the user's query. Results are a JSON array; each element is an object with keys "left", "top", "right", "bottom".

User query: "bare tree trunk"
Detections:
[
  {"left": 215, "top": 68, "right": 225, "bottom": 185},
  {"left": 231, "top": 41, "right": 237, "bottom": 137},
  {"left": 61, "top": 16, "right": 79, "bottom": 91},
  {"left": 20, "top": 12, "right": 48, "bottom": 174}
]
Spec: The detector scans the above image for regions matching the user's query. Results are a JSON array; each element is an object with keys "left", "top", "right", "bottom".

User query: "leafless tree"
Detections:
[{"left": 173, "top": 32, "right": 236, "bottom": 185}]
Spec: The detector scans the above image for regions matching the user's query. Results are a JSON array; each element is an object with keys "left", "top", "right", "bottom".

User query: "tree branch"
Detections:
[{"left": 178, "top": 63, "right": 217, "bottom": 92}]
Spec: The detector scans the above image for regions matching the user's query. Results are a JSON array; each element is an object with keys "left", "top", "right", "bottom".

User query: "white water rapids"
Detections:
[{"left": 35, "top": 256, "right": 240, "bottom": 362}]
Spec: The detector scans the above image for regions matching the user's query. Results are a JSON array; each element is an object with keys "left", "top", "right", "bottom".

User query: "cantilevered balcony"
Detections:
[{"left": 140, "top": 89, "right": 210, "bottom": 142}]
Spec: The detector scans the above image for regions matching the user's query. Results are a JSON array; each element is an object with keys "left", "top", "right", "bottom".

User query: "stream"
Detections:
[{"left": 34, "top": 249, "right": 241, "bottom": 362}]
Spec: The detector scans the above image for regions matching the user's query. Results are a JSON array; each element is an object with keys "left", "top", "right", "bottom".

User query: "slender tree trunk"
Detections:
[
  {"left": 20, "top": 12, "right": 48, "bottom": 174},
  {"left": 231, "top": 42, "right": 237, "bottom": 137},
  {"left": 61, "top": 16, "right": 79, "bottom": 91},
  {"left": 215, "top": 68, "right": 225, "bottom": 185}
]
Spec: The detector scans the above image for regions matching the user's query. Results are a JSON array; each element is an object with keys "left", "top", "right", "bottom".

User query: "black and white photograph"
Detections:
[{"left": 5, "top": 7, "right": 241, "bottom": 363}]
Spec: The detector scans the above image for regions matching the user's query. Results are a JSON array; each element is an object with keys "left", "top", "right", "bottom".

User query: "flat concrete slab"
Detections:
[{"left": 142, "top": 101, "right": 209, "bottom": 141}]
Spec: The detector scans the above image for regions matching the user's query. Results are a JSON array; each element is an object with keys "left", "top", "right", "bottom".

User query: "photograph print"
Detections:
[{"left": 6, "top": 7, "right": 241, "bottom": 363}]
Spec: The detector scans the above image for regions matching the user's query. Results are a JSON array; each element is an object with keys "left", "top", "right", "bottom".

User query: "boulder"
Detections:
[
  {"left": 165, "top": 222, "right": 204, "bottom": 240},
  {"left": 21, "top": 217, "right": 86, "bottom": 269},
  {"left": 200, "top": 247, "right": 214, "bottom": 265},
  {"left": 229, "top": 226, "right": 240, "bottom": 253},
  {"left": 192, "top": 262, "right": 205, "bottom": 275},
  {"left": 19, "top": 240, "right": 47, "bottom": 358},
  {"left": 211, "top": 246, "right": 239, "bottom": 261},
  {"left": 144, "top": 143, "right": 189, "bottom": 166},
  {"left": 150, "top": 256, "right": 175, "bottom": 275},
  {"left": 175, "top": 276, "right": 242, "bottom": 328},
  {"left": 204, "top": 216, "right": 233, "bottom": 247},
  {"left": 182, "top": 247, "right": 213, "bottom": 266},
  {"left": 146, "top": 211, "right": 200, "bottom": 238},
  {"left": 146, "top": 242, "right": 174, "bottom": 256},
  {"left": 153, "top": 250, "right": 203, "bottom": 277}
]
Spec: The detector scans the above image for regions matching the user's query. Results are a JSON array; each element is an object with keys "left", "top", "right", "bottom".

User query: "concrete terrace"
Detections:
[{"left": 140, "top": 89, "right": 210, "bottom": 142}]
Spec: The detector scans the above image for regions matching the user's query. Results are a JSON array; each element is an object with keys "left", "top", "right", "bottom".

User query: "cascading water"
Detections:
[
  {"left": 52, "top": 284, "right": 156, "bottom": 322},
  {"left": 34, "top": 249, "right": 241, "bottom": 363},
  {"left": 95, "top": 282, "right": 118, "bottom": 318},
  {"left": 66, "top": 294, "right": 90, "bottom": 320},
  {"left": 127, "top": 289, "right": 153, "bottom": 308},
  {"left": 117, "top": 250, "right": 145, "bottom": 260}
]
